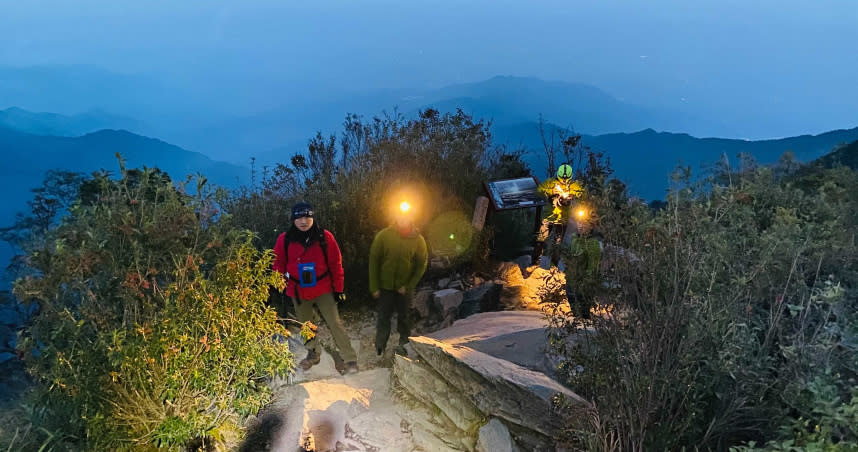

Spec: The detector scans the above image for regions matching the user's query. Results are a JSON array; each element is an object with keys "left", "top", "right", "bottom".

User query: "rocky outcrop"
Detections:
[
  {"left": 477, "top": 418, "right": 518, "bottom": 452},
  {"left": 408, "top": 335, "right": 590, "bottom": 439},
  {"left": 393, "top": 354, "right": 484, "bottom": 433},
  {"left": 494, "top": 262, "right": 567, "bottom": 311},
  {"left": 457, "top": 282, "right": 502, "bottom": 319},
  {"left": 426, "top": 310, "right": 561, "bottom": 377},
  {"left": 265, "top": 365, "right": 478, "bottom": 452},
  {"left": 411, "top": 288, "right": 434, "bottom": 319}
]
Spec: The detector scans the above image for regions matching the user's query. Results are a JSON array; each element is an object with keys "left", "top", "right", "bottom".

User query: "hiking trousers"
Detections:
[
  {"left": 375, "top": 289, "right": 412, "bottom": 351},
  {"left": 292, "top": 292, "right": 357, "bottom": 362}
]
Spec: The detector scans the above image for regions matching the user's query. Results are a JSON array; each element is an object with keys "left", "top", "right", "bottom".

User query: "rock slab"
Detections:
[
  {"left": 427, "top": 311, "right": 560, "bottom": 376},
  {"left": 393, "top": 354, "right": 484, "bottom": 433},
  {"left": 409, "top": 335, "right": 590, "bottom": 438},
  {"left": 477, "top": 418, "right": 518, "bottom": 452}
]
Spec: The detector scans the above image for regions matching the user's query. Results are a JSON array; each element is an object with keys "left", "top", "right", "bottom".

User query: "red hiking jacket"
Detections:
[{"left": 272, "top": 229, "right": 344, "bottom": 300}]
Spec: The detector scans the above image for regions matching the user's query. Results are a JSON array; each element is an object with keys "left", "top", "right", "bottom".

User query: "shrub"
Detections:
[
  {"left": 547, "top": 156, "right": 858, "bottom": 451},
  {"left": 12, "top": 160, "right": 292, "bottom": 450}
]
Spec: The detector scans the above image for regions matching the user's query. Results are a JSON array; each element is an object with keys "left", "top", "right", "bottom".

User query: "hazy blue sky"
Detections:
[{"left": 1, "top": 0, "right": 856, "bottom": 136}]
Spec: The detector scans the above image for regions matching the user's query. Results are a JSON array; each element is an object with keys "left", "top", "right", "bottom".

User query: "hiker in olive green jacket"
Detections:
[{"left": 369, "top": 204, "right": 428, "bottom": 356}]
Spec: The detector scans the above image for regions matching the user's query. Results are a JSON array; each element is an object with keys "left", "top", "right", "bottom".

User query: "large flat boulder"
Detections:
[
  {"left": 409, "top": 335, "right": 591, "bottom": 439},
  {"left": 393, "top": 354, "right": 484, "bottom": 432},
  {"left": 426, "top": 311, "right": 559, "bottom": 376}
]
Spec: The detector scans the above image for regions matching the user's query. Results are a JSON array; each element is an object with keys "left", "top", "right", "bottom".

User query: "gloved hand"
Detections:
[{"left": 334, "top": 292, "right": 346, "bottom": 303}]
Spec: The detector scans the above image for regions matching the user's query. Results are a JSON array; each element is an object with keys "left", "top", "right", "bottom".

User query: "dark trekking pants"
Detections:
[{"left": 375, "top": 289, "right": 412, "bottom": 351}]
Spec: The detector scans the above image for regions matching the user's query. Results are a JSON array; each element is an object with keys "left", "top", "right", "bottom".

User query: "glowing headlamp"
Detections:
[{"left": 399, "top": 201, "right": 411, "bottom": 213}]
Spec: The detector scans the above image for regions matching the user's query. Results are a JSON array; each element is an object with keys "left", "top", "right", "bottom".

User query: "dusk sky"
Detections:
[{"left": 1, "top": 0, "right": 856, "bottom": 137}]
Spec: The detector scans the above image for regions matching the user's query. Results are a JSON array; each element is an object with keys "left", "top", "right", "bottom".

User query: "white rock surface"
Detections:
[
  {"left": 434, "top": 289, "right": 463, "bottom": 315},
  {"left": 393, "top": 354, "right": 484, "bottom": 432},
  {"left": 411, "top": 289, "right": 434, "bottom": 319},
  {"left": 268, "top": 366, "right": 471, "bottom": 452},
  {"left": 477, "top": 418, "right": 517, "bottom": 452},
  {"left": 426, "top": 311, "right": 560, "bottom": 376},
  {"left": 409, "top": 335, "right": 590, "bottom": 438}
]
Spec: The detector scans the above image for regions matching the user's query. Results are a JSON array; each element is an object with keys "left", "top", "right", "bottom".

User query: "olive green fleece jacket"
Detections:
[{"left": 369, "top": 225, "right": 428, "bottom": 294}]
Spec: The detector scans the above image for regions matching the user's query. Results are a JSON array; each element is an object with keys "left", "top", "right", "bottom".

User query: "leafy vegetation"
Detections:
[
  {"left": 4, "top": 109, "right": 856, "bottom": 452},
  {"left": 6, "top": 159, "right": 291, "bottom": 451},
  {"left": 546, "top": 152, "right": 858, "bottom": 451}
]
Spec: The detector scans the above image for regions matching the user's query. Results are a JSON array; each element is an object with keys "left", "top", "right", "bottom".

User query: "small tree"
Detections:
[{"left": 14, "top": 159, "right": 292, "bottom": 451}]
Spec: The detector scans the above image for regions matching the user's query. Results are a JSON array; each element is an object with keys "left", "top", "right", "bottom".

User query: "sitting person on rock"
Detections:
[
  {"left": 273, "top": 201, "right": 358, "bottom": 374},
  {"left": 369, "top": 200, "right": 428, "bottom": 356}
]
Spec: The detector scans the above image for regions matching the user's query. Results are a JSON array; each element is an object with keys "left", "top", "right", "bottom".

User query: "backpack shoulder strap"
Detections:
[
  {"left": 319, "top": 229, "right": 329, "bottom": 268},
  {"left": 280, "top": 233, "right": 289, "bottom": 266}
]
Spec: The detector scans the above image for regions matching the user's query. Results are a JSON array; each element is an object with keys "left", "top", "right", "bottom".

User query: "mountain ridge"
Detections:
[
  {"left": 0, "top": 106, "right": 143, "bottom": 137},
  {"left": 494, "top": 122, "right": 858, "bottom": 200}
]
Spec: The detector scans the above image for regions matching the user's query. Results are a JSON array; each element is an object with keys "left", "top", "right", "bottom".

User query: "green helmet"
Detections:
[{"left": 556, "top": 164, "right": 573, "bottom": 180}]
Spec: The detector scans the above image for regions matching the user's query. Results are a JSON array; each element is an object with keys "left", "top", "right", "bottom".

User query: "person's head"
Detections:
[
  {"left": 394, "top": 200, "right": 414, "bottom": 229},
  {"left": 291, "top": 202, "right": 314, "bottom": 232},
  {"left": 556, "top": 164, "right": 573, "bottom": 182},
  {"left": 576, "top": 219, "right": 593, "bottom": 236}
]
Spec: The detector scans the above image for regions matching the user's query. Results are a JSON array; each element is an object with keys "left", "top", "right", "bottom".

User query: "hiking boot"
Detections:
[
  {"left": 394, "top": 345, "right": 408, "bottom": 356},
  {"left": 376, "top": 346, "right": 384, "bottom": 356},
  {"left": 299, "top": 349, "right": 321, "bottom": 371},
  {"left": 343, "top": 361, "right": 359, "bottom": 374}
]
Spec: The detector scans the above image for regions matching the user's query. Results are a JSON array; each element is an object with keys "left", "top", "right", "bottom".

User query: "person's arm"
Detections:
[
  {"left": 406, "top": 235, "right": 428, "bottom": 291},
  {"left": 537, "top": 177, "right": 555, "bottom": 198},
  {"left": 272, "top": 232, "right": 287, "bottom": 274},
  {"left": 368, "top": 230, "right": 384, "bottom": 294},
  {"left": 324, "top": 230, "right": 345, "bottom": 293}
]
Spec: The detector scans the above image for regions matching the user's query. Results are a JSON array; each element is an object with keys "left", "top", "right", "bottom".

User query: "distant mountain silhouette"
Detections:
[
  {"left": 0, "top": 107, "right": 143, "bottom": 137},
  {"left": 0, "top": 65, "right": 166, "bottom": 117},
  {"left": 246, "top": 76, "right": 718, "bottom": 166},
  {"left": 1, "top": 126, "right": 248, "bottom": 226},
  {"left": 407, "top": 76, "right": 718, "bottom": 136},
  {"left": 1, "top": 126, "right": 250, "bottom": 288},
  {"left": 495, "top": 122, "right": 858, "bottom": 200}
]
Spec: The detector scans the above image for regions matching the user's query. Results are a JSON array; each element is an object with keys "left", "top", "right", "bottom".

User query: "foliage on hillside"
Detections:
[
  {"left": 226, "top": 108, "right": 529, "bottom": 298},
  {"left": 546, "top": 153, "right": 858, "bottom": 451},
  {"left": 7, "top": 159, "right": 291, "bottom": 451},
  {"left": 810, "top": 139, "right": 858, "bottom": 171}
]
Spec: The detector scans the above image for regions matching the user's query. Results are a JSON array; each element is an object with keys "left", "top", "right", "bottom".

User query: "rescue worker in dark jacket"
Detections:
[
  {"left": 273, "top": 202, "right": 358, "bottom": 373},
  {"left": 369, "top": 201, "right": 428, "bottom": 356}
]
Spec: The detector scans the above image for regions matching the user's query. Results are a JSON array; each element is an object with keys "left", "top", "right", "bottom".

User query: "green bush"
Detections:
[
  {"left": 732, "top": 376, "right": 858, "bottom": 451},
  {"left": 547, "top": 156, "right": 858, "bottom": 451},
  {"left": 12, "top": 160, "right": 292, "bottom": 450}
]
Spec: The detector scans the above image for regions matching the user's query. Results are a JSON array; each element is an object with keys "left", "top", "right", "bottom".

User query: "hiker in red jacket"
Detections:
[{"left": 273, "top": 202, "right": 358, "bottom": 374}]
